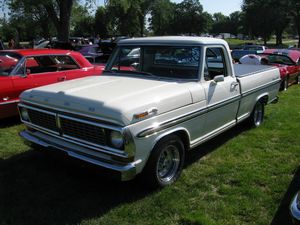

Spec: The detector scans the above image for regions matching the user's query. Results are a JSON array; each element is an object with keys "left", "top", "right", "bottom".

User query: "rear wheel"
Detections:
[
  {"left": 142, "top": 134, "right": 185, "bottom": 188},
  {"left": 297, "top": 74, "right": 300, "bottom": 84},
  {"left": 248, "top": 100, "right": 265, "bottom": 128}
]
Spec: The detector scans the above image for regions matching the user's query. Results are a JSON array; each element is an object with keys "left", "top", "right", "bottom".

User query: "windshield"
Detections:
[
  {"left": 106, "top": 46, "right": 201, "bottom": 79},
  {"left": 262, "top": 54, "right": 294, "bottom": 65},
  {"left": 0, "top": 52, "right": 22, "bottom": 76}
]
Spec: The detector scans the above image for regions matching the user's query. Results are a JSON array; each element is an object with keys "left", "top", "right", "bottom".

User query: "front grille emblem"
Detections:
[{"left": 56, "top": 114, "right": 63, "bottom": 136}]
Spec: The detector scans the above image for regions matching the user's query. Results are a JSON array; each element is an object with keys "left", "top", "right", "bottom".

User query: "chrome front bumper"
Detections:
[{"left": 20, "top": 130, "right": 141, "bottom": 181}]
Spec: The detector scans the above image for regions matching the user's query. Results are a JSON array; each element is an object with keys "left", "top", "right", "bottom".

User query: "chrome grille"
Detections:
[
  {"left": 60, "top": 117, "right": 106, "bottom": 146},
  {"left": 27, "top": 109, "right": 57, "bottom": 132},
  {"left": 25, "top": 107, "right": 107, "bottom": 147}
]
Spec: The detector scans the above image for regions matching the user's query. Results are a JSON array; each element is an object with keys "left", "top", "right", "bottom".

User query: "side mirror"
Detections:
[{"left": 213, "top": 75, "right": 225, "bottom": 83}]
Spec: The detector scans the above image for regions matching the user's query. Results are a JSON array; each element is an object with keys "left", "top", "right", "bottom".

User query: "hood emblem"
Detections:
[{"left": 134, "top": 107, "right": 158, "bottom": 120}]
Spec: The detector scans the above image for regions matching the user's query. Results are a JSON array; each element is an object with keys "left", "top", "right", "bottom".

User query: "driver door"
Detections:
[{"left": 201, "top": 46, "right": 240, "bottom": 136}]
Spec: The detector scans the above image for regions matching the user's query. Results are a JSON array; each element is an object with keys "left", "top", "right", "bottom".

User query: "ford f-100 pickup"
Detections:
[{"left": 18, "top": 37, "right": 281, "bottom": 187}]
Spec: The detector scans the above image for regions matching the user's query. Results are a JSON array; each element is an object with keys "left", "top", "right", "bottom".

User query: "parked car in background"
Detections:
[
  {"left": 34, "top": 40, "right": 50, "bottom": 49},
  {"left": 231, "top": 45, "right": 266, "bottom": 62},
  {"left": 0, "top": 49, "right": 104, "bottom": 119},
  {"left": 260, "top": 49, "right": 300, "bottom": 90},
  {"left": 76, "top": 44, "right": 104, "bottom": 64}
]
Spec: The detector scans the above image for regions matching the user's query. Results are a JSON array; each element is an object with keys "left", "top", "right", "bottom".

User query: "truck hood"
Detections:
[{"left": 20, "top": 75, "right": 194, "bottom": 126}]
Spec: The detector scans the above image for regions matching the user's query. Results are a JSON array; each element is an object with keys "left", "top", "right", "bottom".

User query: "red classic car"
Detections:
[
  {"left": 0, "top": 49, "right": 104, "bottom": 119},
  {"left": 261, "top": 49, "right": 300, "bottom": 90}
]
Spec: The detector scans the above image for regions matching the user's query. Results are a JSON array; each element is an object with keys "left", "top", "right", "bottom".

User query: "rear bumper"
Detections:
[{"left": 20, "top": 130, "right": 140, "bottom": 181}]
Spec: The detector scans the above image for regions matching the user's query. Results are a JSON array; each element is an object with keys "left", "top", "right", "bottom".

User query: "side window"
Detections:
[
  {"left": 26, "top": 56, "right": 56, "bottom": 74},
  {"left": 25, "top": 57, "right": 41, "bottom": 74},
  {"left": 54, "top": 55, "right": 79, "bottom": 71},
  {"left": 204, "top": 47, "right": 227, "bottom": 81}
]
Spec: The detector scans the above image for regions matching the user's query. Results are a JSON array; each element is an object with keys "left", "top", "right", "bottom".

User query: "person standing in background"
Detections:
[
  {"left": 0, "top": 36, "right": 4, "bottom": 50},
  {"left": 8, "top": 38, "right": 15, "bottom": 49}
]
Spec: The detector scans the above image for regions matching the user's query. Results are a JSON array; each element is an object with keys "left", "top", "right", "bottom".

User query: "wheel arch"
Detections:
[
  {"left": 153, "top": 127, "right": 191, "bottom": 152},
  {"left": 256, "top": 93, "right": 268, "bottom": 105}
]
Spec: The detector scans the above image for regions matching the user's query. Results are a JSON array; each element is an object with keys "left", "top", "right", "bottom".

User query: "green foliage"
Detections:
[
  {"left": 71, "top": 4, "right": 95, "bottom": 37},
  {"left": 242, "top": 0, "right": 275, "bottom": 44},
  {"left": 210, "top": 12, "right": 242, "bottom": 35},
  {"left": 94, "top": 6, "right": 108, "bottom": 38},
  {"left": 149, "top": 0, "right": 176, "bottom": 35},
  {"left": 173, "top": 0, "right": 207, "bottom": 35}
]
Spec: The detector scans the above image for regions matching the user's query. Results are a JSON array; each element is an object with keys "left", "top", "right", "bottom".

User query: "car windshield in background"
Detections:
[
  {"left": 106, "top": 46, "right": 200, "bottom": 79},
  {"left": 0, "top": 52, "right": 22, "bottom": 76},
  {"left": 263, "top": 54, "right": 295, "bottom": 65}
]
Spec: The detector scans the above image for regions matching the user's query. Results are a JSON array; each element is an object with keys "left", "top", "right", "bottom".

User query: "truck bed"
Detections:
[{"left": 233, "top": 64, "right": 276, "bottom": 77}]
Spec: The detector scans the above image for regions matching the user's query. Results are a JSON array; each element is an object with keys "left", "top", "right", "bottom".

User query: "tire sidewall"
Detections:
[
  {"left": 252, "top": 100, "right": 264, "bottom": 127},
  {"left": 143, "top": 135, "right": 185, "bottom": 188}
]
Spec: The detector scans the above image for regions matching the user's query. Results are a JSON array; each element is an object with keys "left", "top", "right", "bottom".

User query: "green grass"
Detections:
[
  {"left": 226, "top": 38, "right": 298, "bottom": 48},
  {"left": 1, "top": 85, "right": 300, "bottom": 225}
]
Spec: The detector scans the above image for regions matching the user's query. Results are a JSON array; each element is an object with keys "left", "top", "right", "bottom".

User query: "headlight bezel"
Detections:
[
  {"left": 19, "top": 107, "right": 30, "bottom": 122},
  {"left": 108, "top": 130, "right": 124, "bottom": 149}
]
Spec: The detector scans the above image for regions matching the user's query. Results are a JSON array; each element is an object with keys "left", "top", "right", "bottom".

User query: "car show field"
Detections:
[{"left": 1, "top": 81, "right": 300, "bottom": 225}]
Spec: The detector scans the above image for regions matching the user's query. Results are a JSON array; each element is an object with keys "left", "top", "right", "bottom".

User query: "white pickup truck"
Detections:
[{"left": 18, "top": 37, "right": 281, "bottom": 187}]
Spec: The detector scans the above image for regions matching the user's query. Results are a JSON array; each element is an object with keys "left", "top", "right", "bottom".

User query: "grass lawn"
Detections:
[
  {"left": 226, "top": 38, "right": 298, "bottom": 49},
  {"left": 1, "top": 85, "right": 300, "bottom": 225}
]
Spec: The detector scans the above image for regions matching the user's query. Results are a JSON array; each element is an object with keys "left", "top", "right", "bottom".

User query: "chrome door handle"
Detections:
[{"left": 231, "top": 82, "right": 239, "bottom": 88}]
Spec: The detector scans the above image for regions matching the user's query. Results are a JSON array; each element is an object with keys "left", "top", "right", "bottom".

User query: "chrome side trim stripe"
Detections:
[
  {"left": 137, "top": 79, "right": 280, "bottom": 138},
  {"left": 0, "top": 100, "right": 19, "bottom": 105},
  {"left": 137, "top": 95, "right": 240, "bottom": 138}
]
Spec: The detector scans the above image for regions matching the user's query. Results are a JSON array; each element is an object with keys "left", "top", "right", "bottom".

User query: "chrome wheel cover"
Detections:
[
  {"left": 157, "top": 145, "right": 180, "bottom": 183},
  {"left": 253, "top": 102, "right": 263, "bottom": 126}
]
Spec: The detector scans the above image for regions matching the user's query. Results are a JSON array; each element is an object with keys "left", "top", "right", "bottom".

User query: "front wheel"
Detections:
[
  {"left": 248, "top": 100, "right": 265, "bottom": 128},
  {"left": 297, "top": 74, "right": 300, "bottom": 84},
  {"left": 280, "top": 77, "right": 288, "bottom": 91},
  {"left": 142, "top": 134, "right": 185, "bottom": 188}
]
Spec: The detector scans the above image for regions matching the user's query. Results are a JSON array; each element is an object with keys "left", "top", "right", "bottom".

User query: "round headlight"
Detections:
[
  {"left": 20, "top": 108, "right": 30, "bottom": 121},
  {"left": 110, "top": 131, "right": 124, "bottom": 149}
]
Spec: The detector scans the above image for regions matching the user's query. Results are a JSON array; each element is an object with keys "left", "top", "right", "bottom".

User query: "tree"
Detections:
[
  {"left": 270, "top": 0, "right": 290, "bottom": 45},
  {"left": 94, "top": 6, "right": 108, "bottom": 38},
  {"left": 105, "top": 0, "right": 140, "bottom": 36},
  {"left": 149, "top": 0, "right": 176, "bottom": 35},
  {"left": 71, "top": 4, "right": 94, "bottom": 37},
  {"left": 210, "top": 13, "right": 229, "bottom": 35},
  {"left": 105, "top": 0, "right": 152, "bottom": 37},
  {"left": 289, "top": 0, "right": 300, "bottom": 47},
  {"left": 173, "top": 0, "right": 207, "bottom": 35},
  {"left": 43, "top": 0, "right": 74, "bottom": 42},
  {"left": 4, "top": 0, "right": 75, "bottom": 42},
  {"left": 242, "top": 0, "right": 275, "bottom": 44}
]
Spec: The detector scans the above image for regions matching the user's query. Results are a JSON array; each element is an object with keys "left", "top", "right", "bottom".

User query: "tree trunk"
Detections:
[
  {"left": 275, "top": 30, "right": 283, "bottom": 46},
  {"left": 263, "top": 36, "right": 267, "bottom": 45},
  {"left": 140, "top": 17, "right": 144, "bottom": 37},
  {"left": 296, "top": 18, "right": 300, "bottom": 48},
  {"left": 43, "top": 0, "right": 73, "bottom": 42}
]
